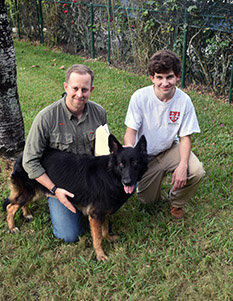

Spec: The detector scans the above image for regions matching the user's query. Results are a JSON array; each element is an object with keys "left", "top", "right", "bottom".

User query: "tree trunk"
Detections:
[{"left": 0, "top": 0, "right": 25, "bottom": 158}]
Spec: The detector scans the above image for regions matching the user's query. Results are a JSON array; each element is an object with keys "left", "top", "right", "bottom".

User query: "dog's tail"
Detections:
[{"left": 2, "top": 198, "right": 11, "bottom": 211}]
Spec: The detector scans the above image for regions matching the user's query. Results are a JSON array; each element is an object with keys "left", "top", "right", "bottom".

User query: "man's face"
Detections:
[
  {"left": 150, "top": 70, "right": 181, "bottom": 101},
  {"left": 64, "top": 72, "right": 94, "bottom": 113}
]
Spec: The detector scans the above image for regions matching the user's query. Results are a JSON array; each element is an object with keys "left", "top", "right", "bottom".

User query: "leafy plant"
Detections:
[{"left": 5, "top": 0, "right": 233, "bottom": 97}]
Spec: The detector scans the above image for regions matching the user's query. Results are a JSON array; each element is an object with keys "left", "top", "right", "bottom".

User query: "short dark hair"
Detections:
[
  {"left": 65, "top": 64, "right": 94, "bottom": 86},
  {"left": 148, "top": 50, "right": 181, "bottom": 77}
]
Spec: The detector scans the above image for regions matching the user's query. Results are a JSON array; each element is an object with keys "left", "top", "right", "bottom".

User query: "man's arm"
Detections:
[
  {"left": 171, "top": 135, "right": 191, "bottom": 191},
  {"left": 123, "top": 127, "right": 137, "bottom": 147},
  {"left": 23, "top": 112, "right": 76, "bottom": 213},
  {"left": 36, "top": 173, "right": 76, "bottom": 213}
]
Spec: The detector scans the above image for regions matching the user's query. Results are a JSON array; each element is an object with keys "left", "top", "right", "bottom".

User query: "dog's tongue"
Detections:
[{"left": 124, "top": 185, "right": 135, "bottom": 194}]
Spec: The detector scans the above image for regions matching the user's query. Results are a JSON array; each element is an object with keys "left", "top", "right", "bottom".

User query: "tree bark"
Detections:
[{"left": 0, "top": 0, "right": 25, "bottom": 158}]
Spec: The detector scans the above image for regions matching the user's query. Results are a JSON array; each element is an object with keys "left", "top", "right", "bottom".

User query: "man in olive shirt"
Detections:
[{"left": 23, "top": 64, "right": 108, "bottom": 242}]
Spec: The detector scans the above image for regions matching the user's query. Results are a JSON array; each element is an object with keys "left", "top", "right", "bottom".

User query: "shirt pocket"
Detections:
[
  {"left": 49, "top": 133, "right": 74, "bottom": 152},
  {"left": 84, "top": 130, "right": 95, "bottom": 155}
]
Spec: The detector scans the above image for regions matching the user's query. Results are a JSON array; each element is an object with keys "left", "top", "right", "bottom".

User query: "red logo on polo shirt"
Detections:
[{"left": 170, "top": 111, "right": 180, "bottom": 123}]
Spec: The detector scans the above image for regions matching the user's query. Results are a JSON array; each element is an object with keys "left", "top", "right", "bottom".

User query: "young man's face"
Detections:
[
  {"left": 150, "top": 70, "right": 181, "bottom": 101},
  {"left": 64, "top": 72, "right": 94, "bottom": 113}
]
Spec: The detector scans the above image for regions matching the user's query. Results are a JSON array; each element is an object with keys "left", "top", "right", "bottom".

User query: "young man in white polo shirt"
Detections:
[{"left": 124, "top": 50, "right": 205, "bottom": 218}]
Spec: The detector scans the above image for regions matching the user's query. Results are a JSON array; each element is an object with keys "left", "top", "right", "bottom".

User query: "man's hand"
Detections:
[
  {"left": 36, "top": 173, "right": 76, "bottom": 213},
  {"left": 54, "top": 188, "right": 76, "bottom": 213},
  {"left": 171, "top": 135, "right": 191, "bottom": 192},
  {"left": 171, "top": 163, "right": 188, "bottom": 192}
]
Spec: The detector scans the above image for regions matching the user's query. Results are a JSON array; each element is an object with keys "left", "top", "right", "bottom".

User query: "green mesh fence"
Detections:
[{"left": 6, "top": 0, "right": 233, "bottom": 103}]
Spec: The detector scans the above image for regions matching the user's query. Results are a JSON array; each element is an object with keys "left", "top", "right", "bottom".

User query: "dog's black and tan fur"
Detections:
[{"left": 3, "top": 134, "right": 148, "bottom": 261}]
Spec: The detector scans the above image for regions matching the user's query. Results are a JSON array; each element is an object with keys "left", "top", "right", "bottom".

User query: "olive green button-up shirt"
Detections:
[{"left": 22, "top": 97, "right": 108, "bottom": 179}]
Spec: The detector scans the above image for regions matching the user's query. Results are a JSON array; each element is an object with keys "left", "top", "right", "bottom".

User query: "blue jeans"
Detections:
[
  {"left": 48, "top": 197, "right": 84, "bottom": 243},
  {"left": 48, "top": 186, "right": 137, "bottom": 242}
]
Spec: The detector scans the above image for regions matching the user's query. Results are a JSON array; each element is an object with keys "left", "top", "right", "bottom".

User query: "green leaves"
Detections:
[{"left": 144, "top": 19, "right": 155, "bottom": 33}]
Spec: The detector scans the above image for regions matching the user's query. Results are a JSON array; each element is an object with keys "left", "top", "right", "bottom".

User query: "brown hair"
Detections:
[
  {"left": 65, "top": 64, "right": 94, "bottom": 86},
  {"left": 148, "top": 50, "right": 181, "bottom": 77}
]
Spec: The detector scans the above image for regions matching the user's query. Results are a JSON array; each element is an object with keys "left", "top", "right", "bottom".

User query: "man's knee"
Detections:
[
  {"left": 192, "top": 162, "right": 205, "bottom": 181},
  {"left": 52, "top": 228, "right": 81, "bottom": 243},
  {"left": 189, "top": 153, "right": 205, "bottom": 181},
  {"left": 63, "top": 235, "right": 79, "bottom": 243}
]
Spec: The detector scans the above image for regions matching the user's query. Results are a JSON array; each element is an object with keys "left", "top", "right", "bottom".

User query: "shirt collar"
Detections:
[{"left": 61, "top": 96, "right": 89, "bottom": 120}]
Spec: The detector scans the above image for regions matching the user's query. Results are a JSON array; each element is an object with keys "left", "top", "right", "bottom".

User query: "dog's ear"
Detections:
[
  {"left": 136, "top": 135, "right": 147, "bottom": 156},
  {"left": 109, "top": 134, "right": 123, "bottom": 154}
]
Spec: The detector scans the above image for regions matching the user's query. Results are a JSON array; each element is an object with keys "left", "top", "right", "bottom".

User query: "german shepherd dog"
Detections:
[{"left": 3, "top": 134, "right": 148, "bottom": 261}]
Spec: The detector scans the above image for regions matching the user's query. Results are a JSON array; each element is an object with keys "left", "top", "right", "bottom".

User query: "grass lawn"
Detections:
[{"left": 0, "top": 40, "right": 232, "bottom": 300}]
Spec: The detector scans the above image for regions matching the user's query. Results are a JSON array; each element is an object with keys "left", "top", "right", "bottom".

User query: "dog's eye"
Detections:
[
  {"left": 119, "top": 162, "right": 124, "bottom": 168},
  {"left": 132, "top": 161, "right": 137, "bottom": 167}
]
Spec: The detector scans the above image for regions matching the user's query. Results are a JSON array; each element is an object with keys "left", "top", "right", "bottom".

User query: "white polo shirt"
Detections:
[{"left": 124, "top": 85, "right": 200, "bottom": 156}]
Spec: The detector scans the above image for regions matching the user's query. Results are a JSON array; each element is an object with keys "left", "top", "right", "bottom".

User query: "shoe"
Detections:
[{"left": 170, "top": 206, "right": 184, "bottom": 219}]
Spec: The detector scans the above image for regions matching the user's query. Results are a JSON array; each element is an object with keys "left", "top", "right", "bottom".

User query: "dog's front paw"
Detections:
[
  {"left": 10, "top": 227, "right": 20, "bottom": 234},
  {"left": 24, "top": 214, "right": 34, "bottom": 222},
  {"left": 96, "top": 252, "right": 108, "bottom": 261},
  {"left": 105, "top": 234, "right": 119, "bottom": 242}
]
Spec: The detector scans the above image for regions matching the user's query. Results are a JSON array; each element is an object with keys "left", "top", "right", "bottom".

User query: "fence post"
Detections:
[
  {"left": 34, "top": 0, "right": 40, "bottom": 42},
  {"left": 229, "top": 57, "right": 233, "bottom": 104},
  {"left": 90, "top": 3, "right": 95, "bottom": 59},
  {"left": 181, "top": 8, "right": 188, "bottom": 89},
  {"left": 14, "top": 0, "right": 21, "bottom": 40},
  {"left": 107, "top": 0, "right": 111, "bottom": 64},
  {"left": 173, "top": 12, "right": 179, "bottom": 51},
  {"left": 38, "top": 0, "right": 44, "bottom": 44},
  {"left": 34, "top": 0, "right": 43, "bottom": 44}
]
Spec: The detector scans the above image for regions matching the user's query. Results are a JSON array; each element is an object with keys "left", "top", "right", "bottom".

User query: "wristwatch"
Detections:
[{"left": 50, "top": 185, "right": 58, "bottom": 195}]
